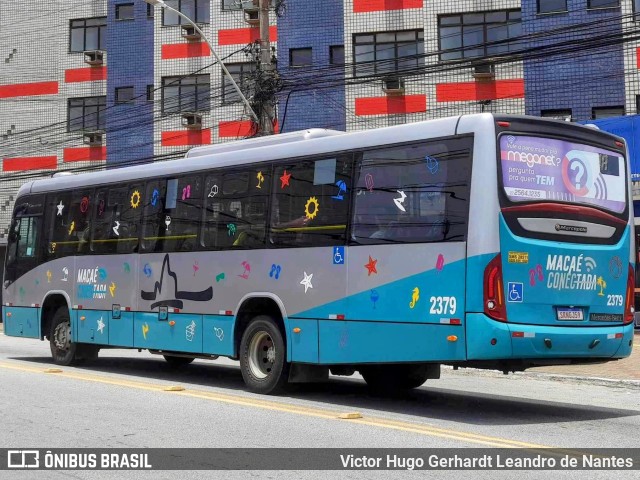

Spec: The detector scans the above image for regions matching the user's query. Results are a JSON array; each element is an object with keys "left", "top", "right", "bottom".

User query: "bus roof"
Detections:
[{"left": 185, "top": 129, "right": 345, "bottom": 158}]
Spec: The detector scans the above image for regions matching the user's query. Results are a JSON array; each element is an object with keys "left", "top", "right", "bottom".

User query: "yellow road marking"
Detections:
[{"left": 0, "top": 360, "right": 564, "bottom": 450}]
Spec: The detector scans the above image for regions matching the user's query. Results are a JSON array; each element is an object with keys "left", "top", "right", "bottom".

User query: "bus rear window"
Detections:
[{"left": 500, "top": 135, "right": 627, "bottom": 214}]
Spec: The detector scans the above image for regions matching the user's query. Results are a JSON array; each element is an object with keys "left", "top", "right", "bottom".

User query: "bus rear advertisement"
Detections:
[{"left": 2, "top": 114, "right": 635, "bottom": 394}]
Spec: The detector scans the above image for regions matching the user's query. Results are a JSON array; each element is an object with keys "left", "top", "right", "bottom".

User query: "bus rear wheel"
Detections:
[
  {"left": 239, "top": 316, "right": 289, "bottom": 394},
  {"left": 49, "top": 307, "right": 79, "bottom": 366},
  {"left": 360, "top": 364, "right": 431, "bottom": 392}
]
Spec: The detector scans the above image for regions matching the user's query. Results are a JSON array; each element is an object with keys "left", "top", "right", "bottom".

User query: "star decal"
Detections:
[
  {"left": 56, "top": 201, "right": 64, "bottom": 216},
  {"left": 280, "top": 169, "right": 292, "bottom": 188},
  {"left": 300, "top": 271, "right": 313, "bottom": 293},
  {"left": 364, "top": 255, "right": 378, "bottom": 276},
  {"left": 97, "top": 316, "right": 105, "bottom": 334}
]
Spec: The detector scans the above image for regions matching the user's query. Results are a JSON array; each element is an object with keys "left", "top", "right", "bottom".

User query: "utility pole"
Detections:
[{"left": 258, "top": 0, "right": 275, "bottom": 135}]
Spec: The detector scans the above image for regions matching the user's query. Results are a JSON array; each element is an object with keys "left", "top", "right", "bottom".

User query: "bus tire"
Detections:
[
  {"left": 360, "top": 364, "right": 431, "bottom": 392},
  {"left": 49, "top": 306, "right": 80, "bottom": 366},
  {"left": 163, "top": 355, "right": 195, "bottom": 367},
  {"left": 239, "top": 316, "right": 289, "bottom": 394}
]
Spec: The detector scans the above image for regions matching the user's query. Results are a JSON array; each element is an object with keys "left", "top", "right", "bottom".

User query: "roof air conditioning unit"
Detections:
[
  {"left": 472, "top": 62, "right": 495, "bottom": 81},
  {"left": 83, "top": 131, "right": 104, "bottom": 146},
  {"left": 181, "top": 24, "right": 201, "bottom": 41},
  {"left": 242, "top": 0, "right": 260, "bottom": 25},
  {"left": 83, "top": 50, "right": 104, "bottom": 66},
  {"left": 181, "top": 112, "right": 203, "bottom": 130},
  {"left": 382, "top": 76, "right": 405, "bottom": 96}
]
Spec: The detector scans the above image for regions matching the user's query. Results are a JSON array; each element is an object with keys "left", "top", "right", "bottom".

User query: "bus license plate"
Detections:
[{"left": 557, "top": 308, "right": 584, "bottom": 321}]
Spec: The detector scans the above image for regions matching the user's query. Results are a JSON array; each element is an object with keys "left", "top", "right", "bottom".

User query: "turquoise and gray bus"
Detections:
[{"left": 3, "top": 113, "right": 635, "bottom": 394}]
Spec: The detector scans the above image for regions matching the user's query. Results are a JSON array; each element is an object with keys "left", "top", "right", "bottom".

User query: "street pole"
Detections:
[
  {"left": 258, "top": 0, "right": 275, "bottom": 135},
  {"left": 143, "top": 0, "right": 259, "bottom": 125}
]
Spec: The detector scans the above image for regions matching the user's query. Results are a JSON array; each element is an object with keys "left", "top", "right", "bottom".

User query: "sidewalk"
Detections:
[{"left": 531, "top": 332, "right": 640, "bottom": 381}]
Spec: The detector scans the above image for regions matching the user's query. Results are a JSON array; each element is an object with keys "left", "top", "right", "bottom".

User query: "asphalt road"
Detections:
[{"left": 1, "top": 333, "right": 639, "bottom": 480}]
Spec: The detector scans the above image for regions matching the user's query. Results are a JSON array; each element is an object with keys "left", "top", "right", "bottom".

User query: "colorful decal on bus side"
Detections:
[
  {"left": 280, "top": 170, "right": 291, "bottom": 188},
  {"left": 140, "top": 254, "right": 213, "bottom": 309}
]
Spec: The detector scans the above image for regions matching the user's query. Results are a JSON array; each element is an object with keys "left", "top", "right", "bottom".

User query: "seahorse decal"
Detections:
[{"left": 409, "top": 287, "right": 420, "bottom": 309}]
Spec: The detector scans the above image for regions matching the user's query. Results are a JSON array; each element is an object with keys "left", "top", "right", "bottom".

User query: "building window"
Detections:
[
  {"left": 537, "top": 1, "right": 567, "bottom": 14},
  {"left": 163, "top": 0, "right": 210, "bottom": 25},
  {"left": 69, "top": 17, "right": 107, "bottom": 52},
  {"left": 354, "top": 30, "right": 424, "bottom": 77},
  {"left": 147, "top": 85, "right": 155, "bottom": 102},
  {"left": 635, "top": 1, "right": 640, "bottom": 20},
  {"left": 68, "top": 96, "right": 106, "bottom": 132},
  {"left": 592, "top": 106, "right": 624, "bottom": 119},
  {"left": 438, "top": 11, "right": 521, "bottom": 61},
  {"left": 541, "top": 109, "right": 572, "bottom": 121},
  {"left": 115, "top": 3, "right": 135, "bottom": 20},
  {"left": 222, "top": 0, "right": 242, "bottom": 10},
  {"left": 587, "top": 1, "right": 619, "bottom": 9},
  {"left": 330, "top": 45, "right": 345, "bottom": 65},
  {"left": 147, "top": 3, "right": 154, "bottom": 18},
  {"left": 115, "top": 86, "right": 135, "bottom": 104},
  {"left": 162, "top": 74, "right": 210, "bottom": 113},
  {"left": 290, "top": 48, "right": 312, "bottom": 67},
  {"left": 222, "top": 63, "right": 255, "bottom": 104}
]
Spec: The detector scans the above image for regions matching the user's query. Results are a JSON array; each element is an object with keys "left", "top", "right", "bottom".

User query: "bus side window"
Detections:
[
  {"left": 46, "top": 192, "right": 73, "bottom": 259},
  {"left": 141, "top": 181, "right": 167, "bottom": 252},
  {"left": 5, "top": 216, "right": 40, "bottom": 283},
  {"left": 201, "top": 170, "right": 269, "bottom": 250},
  {"left": 91, "top": 187, "right": 128, "bottom": 254},
  {"left": 270, "top": 156, "right": 351, "bottom": 247},
  {"left": 161, "top": 175, "right": 203, "bottom": 252},
  {"left": 351, "top": 138, "right": 472, "bottom": 245},
  {"left": 201, "top": 175, "right": 221, "bottom": 249}
]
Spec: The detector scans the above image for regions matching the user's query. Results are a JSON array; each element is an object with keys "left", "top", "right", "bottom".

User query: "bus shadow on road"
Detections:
[{"left": 11, "top": 354, "right": 639, "bottom": 427}]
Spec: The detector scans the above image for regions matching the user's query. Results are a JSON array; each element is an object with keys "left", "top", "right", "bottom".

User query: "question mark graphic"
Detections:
[{"left": 570, "top": 160, "right": 586, "bottom": 190}]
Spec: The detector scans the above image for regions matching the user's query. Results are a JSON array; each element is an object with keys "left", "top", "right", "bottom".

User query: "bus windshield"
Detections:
[{"left": 499, "top": 134, "right": 627, "bottom": 214}]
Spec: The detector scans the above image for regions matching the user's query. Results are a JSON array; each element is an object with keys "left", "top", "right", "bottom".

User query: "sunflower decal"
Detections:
[
  {"left": 304, "top": 196, "right": 319, "bottom": 220},
  {"left": 130, "top": 190, "right": 141, "bottom": 208}
]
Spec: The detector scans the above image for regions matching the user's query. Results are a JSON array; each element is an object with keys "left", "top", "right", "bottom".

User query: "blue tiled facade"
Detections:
[
  {"left": 522, "top": 0, "right": 626, "bottom": 121},
  {"left": 276, "top": 1, "right": 346, "bottom": 132},
  {"left": 106, "top": 1, "right": 154, "bottom": 166}
]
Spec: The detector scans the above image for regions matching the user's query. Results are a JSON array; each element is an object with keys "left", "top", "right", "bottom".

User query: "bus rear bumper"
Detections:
[{"left": 466, "top": 313, "right": 634, "bottom": 361}]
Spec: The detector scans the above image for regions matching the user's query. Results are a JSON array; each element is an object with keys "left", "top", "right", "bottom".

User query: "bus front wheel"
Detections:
[
  {"left": 49, "top": 307, "right": 79, "bottom": 366},
  {"left": 239, "top": 316, "right": 289, "bottom": 394},
  {"left": 360, "top": 364, "right": 432, "bottom": 392}
]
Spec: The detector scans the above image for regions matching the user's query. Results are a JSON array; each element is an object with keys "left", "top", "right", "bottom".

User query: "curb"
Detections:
[{"left": 443, "top": 365, "right": 640, "bottom": 389}]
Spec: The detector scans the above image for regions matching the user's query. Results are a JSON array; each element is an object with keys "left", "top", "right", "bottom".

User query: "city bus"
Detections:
[{"left": 2, "top": 113, "right": 635, "bottom": 394}]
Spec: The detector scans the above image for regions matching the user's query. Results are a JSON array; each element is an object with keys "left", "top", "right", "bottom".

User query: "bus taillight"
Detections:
[
  {"left": 484, "top": 254, "right": 507, "bottom": 322},
  {"left": 624, "top": 264, "right": 635, "bottom": 325}
]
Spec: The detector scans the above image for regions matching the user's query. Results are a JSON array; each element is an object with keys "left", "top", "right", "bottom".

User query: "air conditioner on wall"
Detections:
[
  {"left": 83, "top": 131, "right": 104, "bottom": 146},
  {"left": 181, "top": 112, "right": 202, "bottom": 130},
  {"left": 382, "top": 76, "right": 405, "bottom": 95},
  {"left": 472, "top": 62, "right": 495, "bottom": 80},
  {"left": 181, "top": 24, "right": 201, "bottom": 41},
  {"left": 83, "top": 50, "right": 104, "bottom": 66},
  {"left": 242, "top": 0, "right": 260, "bottom": 25}
]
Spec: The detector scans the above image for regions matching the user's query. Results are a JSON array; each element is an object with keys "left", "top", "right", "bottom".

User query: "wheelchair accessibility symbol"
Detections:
[
  {"left": 507, "top": 282, "right": 523, "bottom": 303},
  {"left": 333, "top": 246, "right": 345, "bottom": 265}
]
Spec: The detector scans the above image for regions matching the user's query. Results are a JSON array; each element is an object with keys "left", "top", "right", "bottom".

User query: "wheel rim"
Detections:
[
  {"left": 53, "top": 321, "right": 70, "bottom": 352},
  {"left": 248, "top": 331, "right": 276, "bottom": 380}
]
